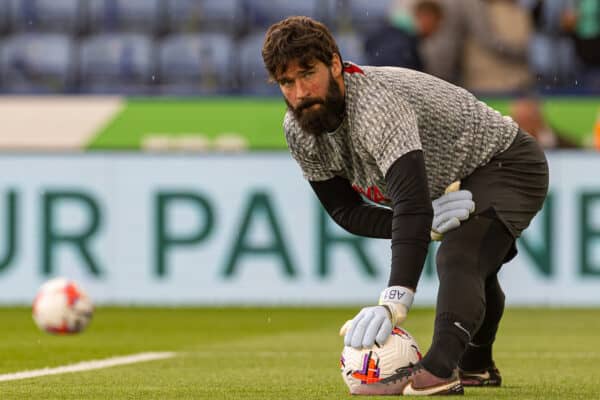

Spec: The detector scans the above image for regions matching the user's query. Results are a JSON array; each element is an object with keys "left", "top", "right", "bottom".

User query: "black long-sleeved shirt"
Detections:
[{"left": 310, "top": 150, "right": 432, "bottom": 289}]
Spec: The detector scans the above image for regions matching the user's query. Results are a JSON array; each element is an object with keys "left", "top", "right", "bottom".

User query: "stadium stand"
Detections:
[
  {"left": 79, "top": 33, "right": 155, "bottom": 94},
  {"left": 0, "top": 33, "right": 75, "bottom": 93},
  {"left": 237, "top": 31, "right": 277, "bottom": 95},
  {"left": 336, "top": 31, "right": 368, "bottom": 66},
  {"left": 0, "top": 0, "right": 598, "bottom": 95},
  {"left": 88, "top": 0, "right": 165, "bottom": 34},
  {"left": 242, "top": 0, "right": 325, "bottom": 32},
  {"left": 0, "top": 0, "right": 9, "bottom": 34},
  {"left": 165, "top": 0, "right": 242, "bottom": 34},
  {"left": 158, "top": 33, "right": 235, "bottom": 95},
  {"left": 8, "top": 0, "right": 85, "bottom": 34},
  {"left": 346, "top": 0, "right": 394, "bottom": 33}
]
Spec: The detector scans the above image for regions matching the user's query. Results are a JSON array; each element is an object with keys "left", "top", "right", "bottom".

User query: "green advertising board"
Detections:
[
  {"left": 87, "top": 97, "right": 600, "bottom": 151},
  {"left": 87, "top": 98, "right": 289, "bottom": 150}
]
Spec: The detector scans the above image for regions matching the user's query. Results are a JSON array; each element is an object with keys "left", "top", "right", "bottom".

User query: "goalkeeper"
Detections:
[{"left": 262, "top": 16, "right": 548, "bottom": 396}]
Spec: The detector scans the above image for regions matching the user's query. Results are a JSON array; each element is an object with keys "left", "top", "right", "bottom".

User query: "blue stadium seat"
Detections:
[
  {"left": 243, "top": 0, "right": 325, "bottom": 31},
  {"left": 347, "top": 0, "right": 393, "bottom": 33},
  {"left": 0, "top": 33, "right": 75, "bottom": 93},
  {"left": 88, "top": 0, "right": 164, "bottom": 34},
  {"left": 322, "top": 0, "right": 341, "bottom": 26},
  {"left": 336, "top": 32, "right": 367, "bottom": 66},
  {"left": 9, "top": 0, "right": 85, "bottom": 33},
  {"left": 158, "top": 33, "right": 235, "bottom": 94},
  {"left": 237, "top": 31, "right": 278, "bottom": 95},
  {"left": 0, "top": 0, "right": 10, "bottom": 33},
  {"left": 165, "top": 0, "right": 242, "bottom": 34},
  {"left": 79, "top": 33, "right": 155, "bottom": 94}
]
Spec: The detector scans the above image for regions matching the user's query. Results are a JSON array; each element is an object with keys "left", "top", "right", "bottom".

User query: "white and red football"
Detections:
[
  {"left": 341, "top": 327, "right": 422, "bottom": 394},
  {"left": 32, "top": 277, "right": 94, "bottom": 335}
]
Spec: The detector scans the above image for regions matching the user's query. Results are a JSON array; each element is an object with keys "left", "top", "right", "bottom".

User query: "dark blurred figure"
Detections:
[
  {"left": 421, "top": 0, "right": 529, "bottom": 87},
  {"left": 562, "top": 0, "right": 600, "bottom": 89},
  {"left": 461, "top": 0, "right": 533, "bottom": 94},
  {"left": 524, "top": 0, "right": 578, "bottom": 88},
  {"left": 510, "top": 97, "right": 580, "bottom": 149},
  {"left": 364, "top": 0, "right": 443, "bottom": 70}
]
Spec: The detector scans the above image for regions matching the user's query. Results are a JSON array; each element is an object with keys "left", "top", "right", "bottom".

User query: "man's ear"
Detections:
[{"left": 331, "top": 53, "right": 342, "bottom": 78}]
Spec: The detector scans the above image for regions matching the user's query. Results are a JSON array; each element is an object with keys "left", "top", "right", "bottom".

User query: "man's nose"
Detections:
[{"left": 295, "top": 80, "right": 311, "bottom": 100}]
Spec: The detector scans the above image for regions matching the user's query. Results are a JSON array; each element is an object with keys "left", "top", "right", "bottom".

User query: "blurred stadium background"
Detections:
[{"left": 1, "top": 0, "right": 600, "bottom": 398}]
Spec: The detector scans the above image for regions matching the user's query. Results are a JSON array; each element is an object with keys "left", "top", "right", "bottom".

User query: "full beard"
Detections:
[{"left": 287, "top": 74, "right": 345, "bottom": 136}]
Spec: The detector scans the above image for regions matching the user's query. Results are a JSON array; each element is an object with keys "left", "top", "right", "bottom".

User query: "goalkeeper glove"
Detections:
[
  {"left": 431, "top": 183, "right": 475, "bottom": 241},
  {"left": 340, "top": 286, "right": 415, "bottom": 349}
]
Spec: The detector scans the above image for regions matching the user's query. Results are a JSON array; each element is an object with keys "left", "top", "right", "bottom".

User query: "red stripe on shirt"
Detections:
[{"left": 343, "top": 64, "right": 364, "bottom": 74}]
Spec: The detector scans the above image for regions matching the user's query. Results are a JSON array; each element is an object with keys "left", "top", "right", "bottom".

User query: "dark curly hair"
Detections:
[{"left": 262, "top": 16, "right": 341, "bottom": 82}]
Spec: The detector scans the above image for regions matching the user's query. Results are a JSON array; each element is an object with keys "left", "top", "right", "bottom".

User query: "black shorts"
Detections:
[{"left": 461, "top": 129, "right": 549, "bottom": 239}]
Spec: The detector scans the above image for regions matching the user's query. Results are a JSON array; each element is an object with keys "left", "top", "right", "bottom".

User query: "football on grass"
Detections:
[
  {"left": 32, "top": 277, "right": 94, "bottom": 334},
  {"left": 340, "top": 327, "right": 422, "bottom": 393}
]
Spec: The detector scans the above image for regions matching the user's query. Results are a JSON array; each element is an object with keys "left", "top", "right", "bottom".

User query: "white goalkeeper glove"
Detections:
[
  {"left": 431, "top": 182, "right": 475, "bottom": 241},
  {"left": 339, "top": 286, "right": 415, "bottom": 349}
]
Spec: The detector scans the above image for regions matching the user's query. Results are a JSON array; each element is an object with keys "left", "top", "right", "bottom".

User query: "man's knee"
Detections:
[
  {"left": 435, "top": 242, "right": 486, "bottom": 330},
  {"left": 434, "top": 214, "right": 510, "bottom": 331},
  {"left": 437, "top": 211, "right": 515, "bottom": 279},
  {"left": 436, "top": 242, "right": 478, "bottom": 277}
]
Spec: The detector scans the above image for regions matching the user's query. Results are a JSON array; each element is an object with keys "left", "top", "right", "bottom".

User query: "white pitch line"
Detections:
[{"left": 0, "top": 352, "right": 176, "bottom": 382}]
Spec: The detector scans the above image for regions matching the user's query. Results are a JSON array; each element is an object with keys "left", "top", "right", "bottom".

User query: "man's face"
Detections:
[
  {"left": 510, "top": 99, "right": 544, "bottom": 137},
  {"left": 415, "top": 11, "right": 442, "bottom": 38},
  {"left": 277, "top": 58, "right": 345, "bottom": 135}
]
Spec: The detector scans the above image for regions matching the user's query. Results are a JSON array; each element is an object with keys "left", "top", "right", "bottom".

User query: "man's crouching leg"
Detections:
[
  {"left": 420, "top": 210, "right": 514, "bottom": 388},
  {"left": 458, "top": 274, "right": 505, "bottom": 386}
]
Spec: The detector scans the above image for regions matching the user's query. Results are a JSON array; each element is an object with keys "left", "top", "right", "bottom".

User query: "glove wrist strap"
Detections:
[
  {"left": 378, "top": 286, "right": 414, "bottom": 309},
  {"left": 379, "top": 286, "right": 414, "bottom": 326}
]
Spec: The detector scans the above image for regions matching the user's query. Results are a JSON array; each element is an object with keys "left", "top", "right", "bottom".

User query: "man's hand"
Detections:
[
  {"left": 340, "top": 286, "right": 414, "bottom": 349},
  {"left": 431, "top": 182, "right": 475, "bottom": 241},
  {"left": 341, "top": 306, "right": 392, "bottom": 349}
]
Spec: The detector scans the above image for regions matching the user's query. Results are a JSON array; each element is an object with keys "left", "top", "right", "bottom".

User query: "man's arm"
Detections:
[
  {"left": 310, "top": 157, "right": 471, "bottom": 251},
  {"left": 309, "top": 176, "right": 392, "bottom": 239},
  {"left": 342, "top": 150, "right": 434, "bottom": 350},
  {"left": 311, "top": 150, "right": 432, "bottom": 289},
  {"left": 384, "top": 150, "right": 432, "bottom": 290}
]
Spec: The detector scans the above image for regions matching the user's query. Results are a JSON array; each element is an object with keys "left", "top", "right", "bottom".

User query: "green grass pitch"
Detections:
[{"left": 1, "top": 307, "right": 599, "bottom": 399}]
